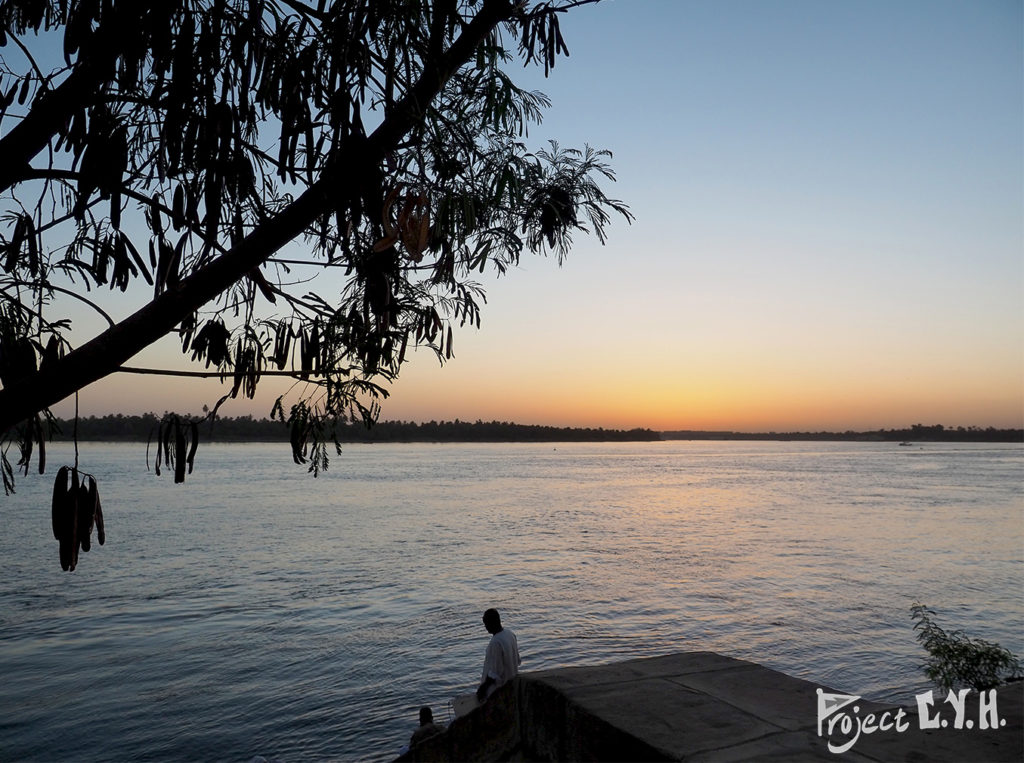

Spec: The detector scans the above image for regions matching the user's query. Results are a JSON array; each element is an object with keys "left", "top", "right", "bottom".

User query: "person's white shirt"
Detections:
[{"left": 481, "top": 628, "right": 521, "bottom": 696}]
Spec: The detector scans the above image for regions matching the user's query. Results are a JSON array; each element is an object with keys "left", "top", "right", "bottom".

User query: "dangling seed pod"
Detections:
[
  {"left": 76, "top": 476, "right": 97, "bottom": 552},
  {"left": 93, "top": 478, "right": 105, "bottom": 546},
  {"left": 150, "top": 415, "right": 199, "bottom": 484},
  {"left": 51, "top": 468, "right": 106, "bottom": 571},
  {"left": 59, "top": 469, "right": 80, "bottom": 571},
  {"left": 174, "top": 422, "right": 187, "bottom": 483},
  {"left": 51, "top": 466, "right": 71, "bottom": 542}
]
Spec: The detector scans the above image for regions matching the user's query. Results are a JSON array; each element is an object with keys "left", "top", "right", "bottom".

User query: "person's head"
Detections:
[
  {"left": 419, "top": 706, "right": 433, "bottom": 725},
  {"left": 482, "top": 608, "right": 502, "bottom": 634}
]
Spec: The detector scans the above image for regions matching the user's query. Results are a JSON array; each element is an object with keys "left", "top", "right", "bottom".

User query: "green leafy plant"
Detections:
[{"left": 911, "top": 602, "right": 1022, "bottom": 692}]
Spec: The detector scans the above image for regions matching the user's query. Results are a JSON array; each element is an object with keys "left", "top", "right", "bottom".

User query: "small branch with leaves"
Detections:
[{"left": 911, "top": 602, "right": 1022, "bottom": 692}]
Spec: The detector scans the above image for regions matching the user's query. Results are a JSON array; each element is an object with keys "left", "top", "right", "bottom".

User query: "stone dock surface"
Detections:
[{"left": 396, "top": 651, "right": 1023, "bottom": 762}]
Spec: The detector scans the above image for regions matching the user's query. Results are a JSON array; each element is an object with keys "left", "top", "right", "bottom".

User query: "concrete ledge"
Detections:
[{"left": 396, "top": 652, "right": 1023, "bottom": 762}]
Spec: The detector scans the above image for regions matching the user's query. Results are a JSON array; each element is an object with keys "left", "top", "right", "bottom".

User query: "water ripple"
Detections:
[{"left": 0, "top": 441, "right": 1020, "bottom": 761}]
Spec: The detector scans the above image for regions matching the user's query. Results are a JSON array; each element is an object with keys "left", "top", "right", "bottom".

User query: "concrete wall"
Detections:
[
  {"left": 395, "top": 652, "right": 1024, "bottom": 762},
  {"left": 395, "top": 675, "right": 669, "bottom": 762}
]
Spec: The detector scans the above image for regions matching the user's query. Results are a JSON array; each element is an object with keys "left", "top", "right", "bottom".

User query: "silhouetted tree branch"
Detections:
[{"left": 0, "top": 0, "right": 632, "bottom": 491}]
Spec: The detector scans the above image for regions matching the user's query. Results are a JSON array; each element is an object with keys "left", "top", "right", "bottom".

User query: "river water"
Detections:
[{"left": 0, "top": 440, "right": 1021, "bottom": 761}]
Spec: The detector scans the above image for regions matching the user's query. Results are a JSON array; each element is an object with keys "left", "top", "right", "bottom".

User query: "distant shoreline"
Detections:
[
  {"left": 661, "top": 426, "right": 1024, "bottom": 443},
  {"left": 43, "top": 415, "right": 1024, "bottom": 444}
]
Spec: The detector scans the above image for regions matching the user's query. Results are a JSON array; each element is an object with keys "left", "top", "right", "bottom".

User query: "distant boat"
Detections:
[{"left": 899, "top": 441, "right": 913, "bottom": 446}]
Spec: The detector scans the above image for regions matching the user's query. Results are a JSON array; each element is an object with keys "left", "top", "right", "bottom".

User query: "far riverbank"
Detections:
[{"left": 44, "top": 415, "right": 1023, "bottom": 443}]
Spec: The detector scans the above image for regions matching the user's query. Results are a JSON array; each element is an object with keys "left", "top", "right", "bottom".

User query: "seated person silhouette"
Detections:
[{"left": 409, "top": 706, "right": 444, "bottom": 747}]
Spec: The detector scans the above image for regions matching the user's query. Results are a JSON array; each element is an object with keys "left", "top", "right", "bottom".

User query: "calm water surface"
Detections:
[{"left": 1, "top": 441, "right": 1021, "bottom": 761}]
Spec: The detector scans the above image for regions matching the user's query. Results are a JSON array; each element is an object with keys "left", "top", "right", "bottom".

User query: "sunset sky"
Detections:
[{"left": 55, "top": 0, "right": 1023, "bottom": 432}]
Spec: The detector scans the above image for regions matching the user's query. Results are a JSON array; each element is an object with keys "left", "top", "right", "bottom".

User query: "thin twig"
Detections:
[{"left": 118, "top": 365, "right": 340, "bottom": 378}]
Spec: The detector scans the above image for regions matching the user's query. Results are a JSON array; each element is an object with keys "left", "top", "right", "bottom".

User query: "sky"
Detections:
[{"left": 51, "top": 0, "right": 1024, "bottom": 431}]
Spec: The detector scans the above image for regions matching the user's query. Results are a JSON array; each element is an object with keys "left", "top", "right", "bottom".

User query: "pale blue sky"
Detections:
[{"left": 57, "top": 0, "right": 1024, "bottom": 430}]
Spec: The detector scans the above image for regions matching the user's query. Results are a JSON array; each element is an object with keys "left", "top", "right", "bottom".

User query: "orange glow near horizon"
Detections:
[
  {"left": 41, "top": 301, "right": 1024, "bottom": 434},
  {"left": 51, "top": 362, "right": 1024, "bottom": 433},
  {"left": 44, "top": 315, "right": 1024, "bottom": 434}
]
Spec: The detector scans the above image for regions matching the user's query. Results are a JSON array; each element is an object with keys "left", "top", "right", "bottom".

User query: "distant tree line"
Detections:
[
  {"left": 43, "top": 416, "right": 1022, "bottom": 444},
  {"left": 46, "top": 414, "right": 662, "bottom": 443},
  {"left": 662, "top": 423, "right": 1023, "bottom": 443}
]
